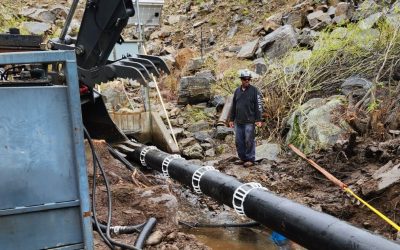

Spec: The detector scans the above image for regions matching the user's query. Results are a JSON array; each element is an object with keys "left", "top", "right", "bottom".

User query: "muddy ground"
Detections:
[{"left": 86, "top": 134, "right": 400, "bottom": 249}]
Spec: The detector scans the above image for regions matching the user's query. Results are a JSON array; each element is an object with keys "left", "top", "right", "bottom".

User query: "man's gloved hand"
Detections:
[{"left": 229, "top": 121, "right": 234, "bottom": 128}]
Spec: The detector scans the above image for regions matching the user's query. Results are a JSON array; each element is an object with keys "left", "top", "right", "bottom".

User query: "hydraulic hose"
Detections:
[
  {"left": 85, "top": 127, "right": 140, "bottom": 250},
  {"left": 134, "top": 217, "right": 157, "bottom": 249},
  {"left": 92, "top": 219, "right": 145, "bottom": 234},
  {"left": 128, "top": 146, "right": 400, "bottom": 250}
]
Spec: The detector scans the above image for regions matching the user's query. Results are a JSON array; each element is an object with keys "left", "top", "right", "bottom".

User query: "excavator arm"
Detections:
[{"left": 50, "top": 0, "right": 170, "bottom": 88}]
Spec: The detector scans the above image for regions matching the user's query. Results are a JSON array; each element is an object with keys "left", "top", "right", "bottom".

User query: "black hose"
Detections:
[
  {"left": 107, "top": 143, "right": 135, "bottom": 171},
  {"left": 179, "top": 221, "right": 260, "bottom": 228},
  {"left": 85, "top": 127, "right": 114, "bottom": 249},
  {"left": 134, "top": 217, "right": 157, "bottom": 249},
  {"left": 84, "top": 127, "right": 140, "bottom": 250}
]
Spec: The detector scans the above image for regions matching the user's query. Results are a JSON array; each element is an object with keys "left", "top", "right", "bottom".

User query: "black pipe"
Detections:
[
  {"left": 128, "top": 146, "right": 400, "bottom": 250},
  {"left": 134, "top": 217, "right": 157, "bottom": 249}
]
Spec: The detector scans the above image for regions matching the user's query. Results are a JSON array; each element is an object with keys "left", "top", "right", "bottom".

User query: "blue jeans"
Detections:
[{"left": 234, "top": 123, "right": 255, "bottom": 162}]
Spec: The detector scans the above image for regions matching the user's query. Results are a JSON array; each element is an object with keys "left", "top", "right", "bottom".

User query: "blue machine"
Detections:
[{"left": 0, "top": 51, "right": 93, "bottom": 249}]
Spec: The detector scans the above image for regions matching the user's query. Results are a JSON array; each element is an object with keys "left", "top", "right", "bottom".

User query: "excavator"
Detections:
[{"left": 0, "top": 0, "right": 170, "bottom": 249}]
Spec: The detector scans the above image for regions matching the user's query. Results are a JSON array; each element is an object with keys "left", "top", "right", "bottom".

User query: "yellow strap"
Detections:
[{"left": 344, "top": 187, "right": 400, "bottom": 231}]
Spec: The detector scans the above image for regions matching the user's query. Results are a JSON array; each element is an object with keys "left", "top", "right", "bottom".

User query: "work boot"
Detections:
[
  {"left": 243, "top": 161, "right": 254, "bottom": 167},
  {"left": 235, "top": 159, "right": 245, "bottom": 165}
]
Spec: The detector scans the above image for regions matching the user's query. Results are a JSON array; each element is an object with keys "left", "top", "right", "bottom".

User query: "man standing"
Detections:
[{"left": 228, "top": 69, "right": 263, "bottom": 167}]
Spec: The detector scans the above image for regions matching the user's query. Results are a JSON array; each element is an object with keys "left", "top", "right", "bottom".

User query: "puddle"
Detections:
[{"left": 183, "top": 227, "right": 278, "bottom": 250}]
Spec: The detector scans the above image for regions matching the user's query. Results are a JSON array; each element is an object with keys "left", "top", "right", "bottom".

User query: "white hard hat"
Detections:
[{"left": 239, "top": 69, "right": 252, "bottom": 78}]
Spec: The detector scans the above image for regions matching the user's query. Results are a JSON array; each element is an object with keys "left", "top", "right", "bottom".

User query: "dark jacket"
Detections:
[{"left": 229, "top": 85, "right": 263, "bottom": 124}]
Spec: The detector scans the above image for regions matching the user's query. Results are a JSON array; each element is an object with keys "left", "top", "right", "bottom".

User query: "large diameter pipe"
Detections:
[
  {"left": 130, "top": 147, "right": 400, "bottom": 250},
  {"left": 218, "top": 95, "right": 233, "bottom": 126}
]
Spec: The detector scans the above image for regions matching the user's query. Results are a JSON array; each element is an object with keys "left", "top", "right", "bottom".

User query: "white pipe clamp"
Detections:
[
  {"left": 161, "top": 154, "right": 183, "bottom": 178},
  {"left": 139, "top": 146, "right": 157, "bottom": 167},
  {"left": 232, "top": 182, "right": 268, "bottom": 216},
  {"left": 191, "top": 166, "right": 218, "bottom": 194}
]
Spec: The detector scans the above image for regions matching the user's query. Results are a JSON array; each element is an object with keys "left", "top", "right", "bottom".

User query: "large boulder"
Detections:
[
  {"left": 258, "top": 25, "right": 298, "bottom": 59},
  {"left": 286, "top": 96, "right": 353, "bottom": 153},
  {"left": 178, "top": 76, "right": 211, "bottom": 105}
]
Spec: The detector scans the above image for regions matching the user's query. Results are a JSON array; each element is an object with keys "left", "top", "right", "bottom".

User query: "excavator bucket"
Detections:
[{"left": 81, "top": 91, "right": 129, "bottom": 143}]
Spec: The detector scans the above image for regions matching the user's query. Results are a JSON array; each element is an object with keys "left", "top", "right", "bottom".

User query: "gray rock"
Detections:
[
  {"left": 187, "top": 120, "right": 209, "bottom": 133},
  {"left": 298, "top": 28, "right": 318, "bottom": 48},
  {"left": 362, "top": 161, "right": 400, "bottom": 195},
  {"left": 227, "top": 24, "right": 238, "bottom": 38},
  {"left": 259, "top": 25, "right": 298, "bottom": 59},
  {"left": 146, "top": 230, "right": 164, "bottom": 245},
  {"left": 209, "top": 95, "right": 225, "bottom": 108},
  {"left": 354, "top": 0, "right": 380, "bottom": 20},
  {"left": 205, "top": 148, "right": 216, "bottom": 157},
  {"left": 195, "top": 70, "right": 216, "bottom": 83},
  {"left": 179, "top": 137, "right": 196, "bottom": 147},
  {"left": 283, "top": 10, "right": 306, "bottom": 29},
  {"left": 50, "top": 5, "right": 69, "bottom": 19},
  {"left": 193, "top": 20, "right": 207, "bottom": 28},
  {"left": 307, "top": 10, "right": 332, "bottom": 28},
  {"left": 252, "top": 58, "right": 268, "bottom": 75},
  {"left": 200, "top": 1, "right": 214, "bottom": 13},
  {"left": 194, "top": 131, "right": 213, "bottom": 143},
  {"left": 182, "top": 143, "right": 204, "bottom": 159},
  {"left": 237, "top": 39, "right": 259, "bottom": 59},
  {"left": 168, "top": 15, "right": 187, "bottom": 24},
  {"left": 200, "top": 143, "right": 213, "bottom": 150},
  {"left": 20, "top": 8, "right": 56, "bottom": 23},
  {"left": 171, "top": 127, "right": 185, "bottom": 138},
  {"left": 386, "top": 14, "right": 400, "bottom": 29},
  {"left": 214, "top": 126, "right": 234, "bottom": 140},
  {"left": 178, "top": 76, "right": 211, "bottom": 105},
  {"left": 358, "top": 12, "right": 382, "bottom": 30},
  {"left": 286, "top": 96, "right": 353, "bottom": 153},
  {"left": 341, "top": 76, "right": 372, "bottom": 96},
  {"left": 255, "top": 143, "right": 281, "bottom": 161},
  {"left": 186, "top": 57, "right": 205, "bottom": 72},
  {"left": 334, "top": 2, "right": 354, "bottom": 21},
  {"left": 22, "top": 22, "right": 51, "bottom": 35},
  {"left": 372, "top": 162, "right": 400, "bottom": 191},
  {"left": 327, "top": 6, "right": 336, "bottom": 17},
  {"left": 232, "top": 14, "right": 244, "bottom": 23}
]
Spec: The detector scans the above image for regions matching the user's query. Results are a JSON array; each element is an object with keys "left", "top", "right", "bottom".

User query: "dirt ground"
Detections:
[{"left": 86, "top": 133, "right": 400, "bottom": 250}]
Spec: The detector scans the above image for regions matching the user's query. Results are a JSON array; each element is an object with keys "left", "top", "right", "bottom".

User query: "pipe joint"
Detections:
[
  {"left": 161, "top": 154, "right": 183, "bottom": 178},
  {"left": 140, "top": 146, "right": 158, "bottom": 167},
  {"left": 192, "top": 166, "right": 219, "bottom": 194},
  {"left": 233, "top": 182, "right": 268, "bottom": 216}
]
